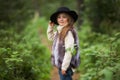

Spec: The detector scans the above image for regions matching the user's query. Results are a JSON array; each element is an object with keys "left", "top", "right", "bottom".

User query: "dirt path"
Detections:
[{"left": 39, "top": 29, "right": 80, "bottom": 80}]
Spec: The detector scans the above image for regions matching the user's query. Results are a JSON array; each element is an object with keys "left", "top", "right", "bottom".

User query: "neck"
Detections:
[{"left": 57, "top": 25, "right": 64, "bottom": 33}]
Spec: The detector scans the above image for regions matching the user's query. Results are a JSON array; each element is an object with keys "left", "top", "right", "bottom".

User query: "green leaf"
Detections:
[{"left": 99, "top": 68, "right": 113, "bottom": 80}]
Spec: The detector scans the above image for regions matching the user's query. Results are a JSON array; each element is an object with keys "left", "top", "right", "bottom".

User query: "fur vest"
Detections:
[{"left": 51, "top": 28, "right": 80, "bottom": 68}]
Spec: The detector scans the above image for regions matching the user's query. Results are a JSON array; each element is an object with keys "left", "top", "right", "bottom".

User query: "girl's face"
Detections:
[{"left": 57, "top": 13, "right": 69, "bottom": 27}]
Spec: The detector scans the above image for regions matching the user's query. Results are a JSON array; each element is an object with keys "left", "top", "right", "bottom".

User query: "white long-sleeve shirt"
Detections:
[{"left": 47, "top": 25, "right": 75, "bottom": 71}]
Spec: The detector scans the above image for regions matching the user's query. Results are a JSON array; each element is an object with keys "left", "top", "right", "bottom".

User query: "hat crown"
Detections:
[
  {"left": 50, "top": 7, "right": 78, "bottom": 25},
  {"left": 57, "top": 7, "right": 70, "bottom": 12}
]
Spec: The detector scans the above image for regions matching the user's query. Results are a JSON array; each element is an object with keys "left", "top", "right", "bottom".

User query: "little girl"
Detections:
[{"left": 47, "top": 7, "right": 80, "bottom": 80}]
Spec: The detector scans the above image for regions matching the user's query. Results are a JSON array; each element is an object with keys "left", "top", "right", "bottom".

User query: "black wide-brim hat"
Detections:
[{"left": 50, "top": 7, "right": 78, "bottom": 25}]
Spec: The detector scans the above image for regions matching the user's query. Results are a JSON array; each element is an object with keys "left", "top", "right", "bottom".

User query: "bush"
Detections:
[
  {"left": 78, "top": 23, "right": 120, "bottom": 80},
  {"left": 0, "top": 18, "right": 51, "bottom": 80}
]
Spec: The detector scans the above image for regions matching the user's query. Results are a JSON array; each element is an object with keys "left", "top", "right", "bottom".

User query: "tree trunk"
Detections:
[{"left": 77, "top": 0, "right": 84, "bottom": 29}]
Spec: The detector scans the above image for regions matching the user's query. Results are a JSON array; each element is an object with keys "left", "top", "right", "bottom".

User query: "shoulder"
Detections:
[
  {"left": 67, "top": 30, "right": 73, "bottom": 36},
  {"left": 67, "top": 28, "right": 77, "bottom": 36},
  {"left": 65, "top": 30, "right": 74, "bottom": 40},
  {"left": 67, "top": 28, "right": 79, "bottom": 40}
]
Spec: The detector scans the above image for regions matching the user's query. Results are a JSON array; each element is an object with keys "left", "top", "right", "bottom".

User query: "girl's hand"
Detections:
[
  {"left": 49, "top": 21, "right": 55, "bottom": 27},
  {"left": 61, "top": 70, "right": 66, "bottom": 75}
]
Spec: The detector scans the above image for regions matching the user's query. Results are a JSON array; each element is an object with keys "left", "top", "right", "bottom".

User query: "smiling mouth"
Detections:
[{"left": 60, "top": 22, "right": 64, "bottom": 23}]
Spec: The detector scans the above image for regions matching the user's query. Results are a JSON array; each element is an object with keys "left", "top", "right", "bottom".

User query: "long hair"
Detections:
[{"left": 59, "top": 14, "right": 74, "bottom": 41}]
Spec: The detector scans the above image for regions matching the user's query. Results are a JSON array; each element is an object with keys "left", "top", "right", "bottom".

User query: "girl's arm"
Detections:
[
  {"left": 47, "top": 21, "right": 55, "bottom": 41},
  {"left": 61, "top": 31, "right": 74, "bottom": 73}
]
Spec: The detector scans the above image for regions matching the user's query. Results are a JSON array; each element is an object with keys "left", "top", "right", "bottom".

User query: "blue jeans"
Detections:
[{"left": 59, "top": 68, "right": 73, "bottom": 80}]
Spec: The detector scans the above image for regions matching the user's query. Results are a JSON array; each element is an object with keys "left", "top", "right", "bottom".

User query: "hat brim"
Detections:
[{"left": 50, "top": 11, "right": 78, "bottom": 25}]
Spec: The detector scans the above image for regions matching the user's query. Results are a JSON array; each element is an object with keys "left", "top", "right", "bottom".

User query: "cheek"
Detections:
[
  {"left": 57, "top": 19, "right": 59, "bottom": 23},
  {"left": 65, "top": 19, "right": 69, "bottom": 24}
]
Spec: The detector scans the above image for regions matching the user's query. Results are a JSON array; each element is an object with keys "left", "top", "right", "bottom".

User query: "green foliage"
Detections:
[
  {"left": 0, "top": 0, "right": 34, "bottom": 29},
  {"left": 0, "top": 18, "right": 51, "bottom": 80},
  {"left": 78, "top": 22, "right": 120, "bottom": 80},
  {"left": 37, "top": 0, "right": 76, "bottom": 19},
  {"left": 84, "top": 0, "right": 120, "bottom": 34},
  {"left": 0, "top": 0, "right": 77, "bottom": 29}
]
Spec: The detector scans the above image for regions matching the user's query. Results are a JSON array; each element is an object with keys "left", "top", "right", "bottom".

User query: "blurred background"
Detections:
[{"left": 0, "top": 0, "right": 120, "bottom": 80}]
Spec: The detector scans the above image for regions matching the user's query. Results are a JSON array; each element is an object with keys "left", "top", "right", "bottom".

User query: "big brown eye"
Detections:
[
  {"left": 62, "top": 15, "right": 67, "bottom": 18},
  {"left": 57, "top": 16, "right": 61, "bottom": 19}
]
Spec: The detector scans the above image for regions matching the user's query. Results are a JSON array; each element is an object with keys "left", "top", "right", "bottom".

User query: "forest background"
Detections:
[{"left": 0, "top": 0, "right": 120, "bottom": 80}]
